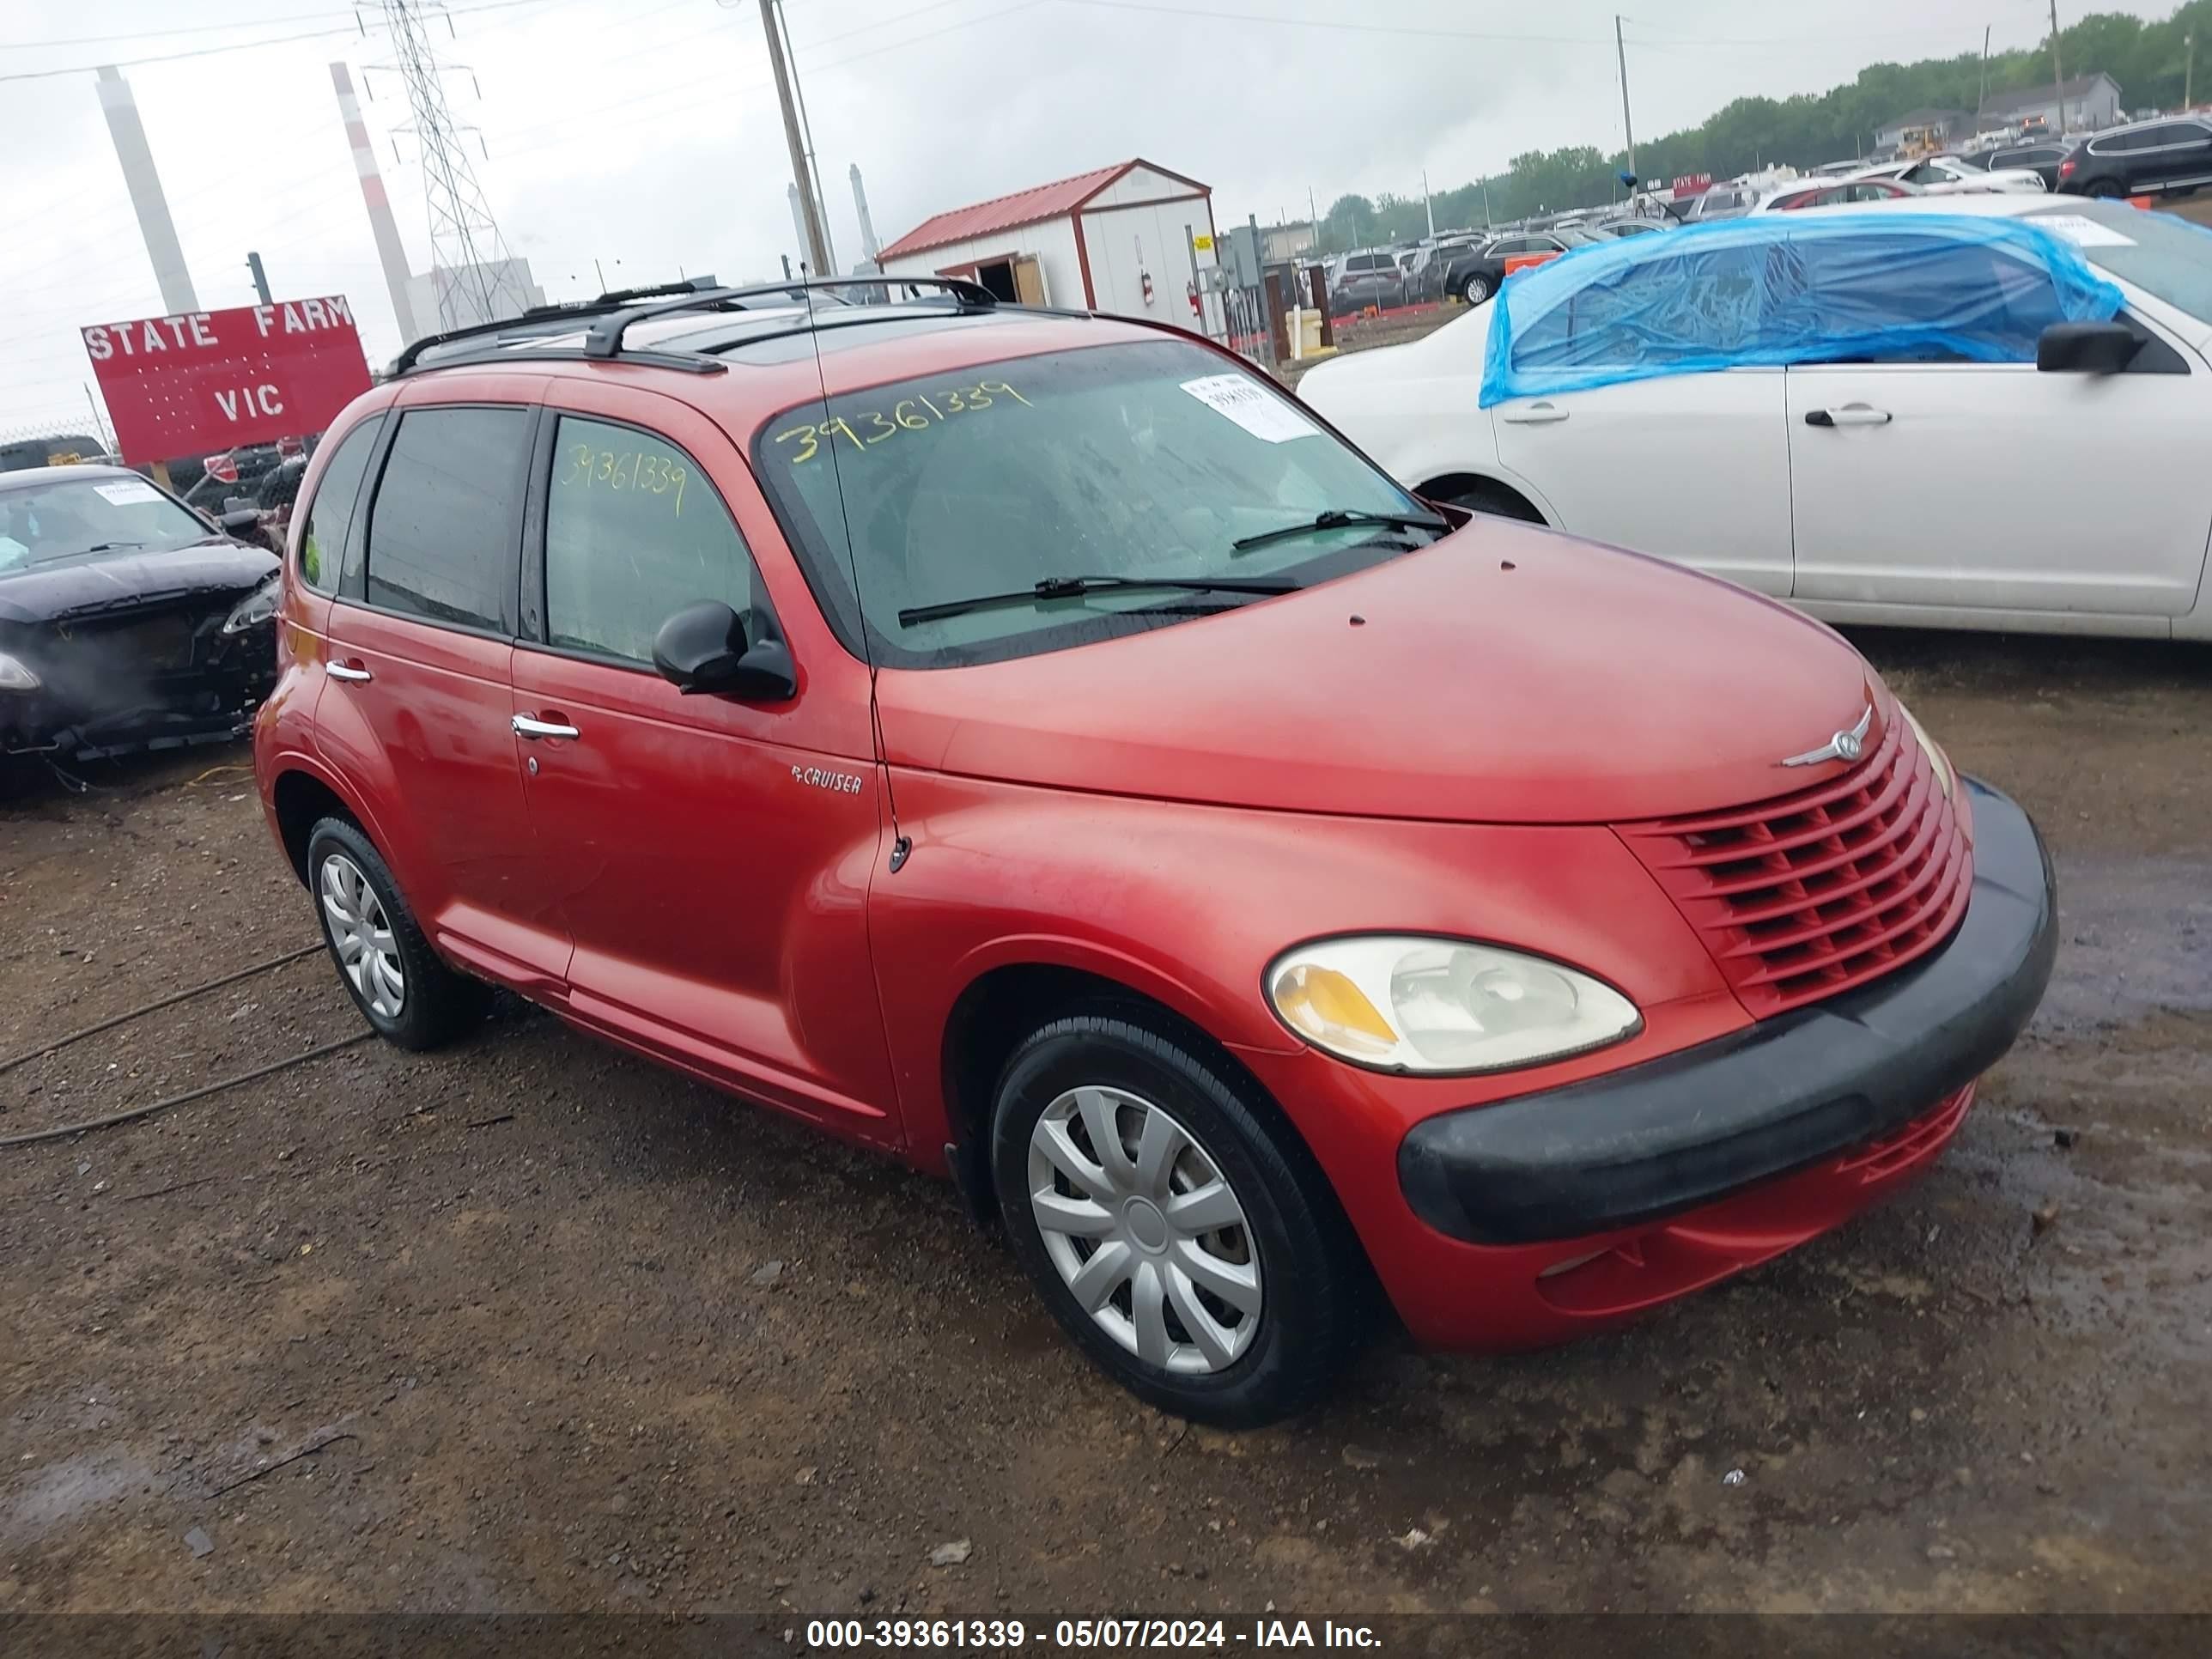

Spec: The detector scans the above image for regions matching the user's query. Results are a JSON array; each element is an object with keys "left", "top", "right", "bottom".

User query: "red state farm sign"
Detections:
[{"left": 82, "top": 296, "right": 373, "bottom": 465}]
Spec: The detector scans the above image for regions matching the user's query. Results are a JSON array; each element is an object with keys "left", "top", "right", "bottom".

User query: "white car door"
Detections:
[
  {"left": 1484, "top": 238, "right": 1792, "bottom": 596},
  {"left": 1492, "top": 372, "right": 1794, "bottom": 595},
  {"left": 1788, "top": 256, "right": 2211, "bottom": 622}
]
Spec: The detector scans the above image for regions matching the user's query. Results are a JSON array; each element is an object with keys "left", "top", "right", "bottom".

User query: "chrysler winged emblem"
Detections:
[{"left": 1780, "top": 704, "right": 1873, "bottom": 769}]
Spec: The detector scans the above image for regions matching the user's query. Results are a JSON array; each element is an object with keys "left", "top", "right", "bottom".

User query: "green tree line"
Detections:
[{"left": 1317, "top": 2, "right": 2212, "bottom": 249}]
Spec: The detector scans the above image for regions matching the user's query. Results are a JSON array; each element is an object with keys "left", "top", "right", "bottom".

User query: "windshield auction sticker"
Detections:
[
  {"left": 1180, "top": 374, "right": 1320, "bottom": 443},
  {"left": 2033, "top": 213, "right": 2136, "bottom": 247}
]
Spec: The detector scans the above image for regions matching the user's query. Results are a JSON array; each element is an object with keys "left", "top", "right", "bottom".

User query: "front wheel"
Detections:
[
  {"left": 1460, "top": 272, "right": 1492, "bottom": 305},
  {"left": 990, "top": 1012, "right": 1368, "bottom": 1426}
]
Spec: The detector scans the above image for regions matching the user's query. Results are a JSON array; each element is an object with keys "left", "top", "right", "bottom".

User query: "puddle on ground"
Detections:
[
  {"left": 2033, "top": 854, "right": 2212, "bottom": 1038},
  {"left": 0, "top": 1448, "right": 155, "bottom": 1544}
]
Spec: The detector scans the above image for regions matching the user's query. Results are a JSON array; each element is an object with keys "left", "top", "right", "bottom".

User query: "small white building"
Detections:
[
  {"left": 1978, "top": 73, "right": 2124, "bottom": 137},
  {"left": 876, "top": 159, "right": 1222, "bottom": 324}
]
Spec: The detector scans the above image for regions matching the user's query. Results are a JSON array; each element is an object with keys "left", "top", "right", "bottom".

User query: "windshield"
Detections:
[
  {"left": 2029, "top": 200, "right": 2212, "bottom": 325},
  {"left": 754, "top": 337, "right": 1438, "bottom": 668},
  {"left": 0, "top": 475, "right": 211, "bottom": 574}
]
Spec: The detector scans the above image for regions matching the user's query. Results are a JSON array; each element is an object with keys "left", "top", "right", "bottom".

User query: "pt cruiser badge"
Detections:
[
  {"left": 1781, "top": 704, "right": 1874, "bottom": 768},
  {"left": 793, "top": 764, "right": 865, "bottom": 794}
]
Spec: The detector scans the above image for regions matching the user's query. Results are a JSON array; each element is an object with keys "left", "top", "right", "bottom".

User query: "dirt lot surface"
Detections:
[
  {"left": 2, "top": 629, "right": 2209, "bottom": 1627},
  {"left": 1275, "top": 307, "right": 1459, "bottom": 392}
]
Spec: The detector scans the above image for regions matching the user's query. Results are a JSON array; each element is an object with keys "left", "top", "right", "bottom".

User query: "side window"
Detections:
[
  {"left": 543, "top": 416, "right": 759, "bottom": 665},
  {"left": 362, "top": 405, "right": 531, "bottom": 632},
  {"left": 1510, "top": 248, "right": 1743, "bottom": 370},
  {"left": 1808, "top": 237, "right": 2063, "bottom": 362},
  {"left": 295, "top": 417, "right": 380, "bottom": 593}
]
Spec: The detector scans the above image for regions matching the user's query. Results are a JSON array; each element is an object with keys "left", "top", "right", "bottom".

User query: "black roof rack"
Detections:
[{"left": 391, "top": 276, "right": 1000, "bottom": 378}]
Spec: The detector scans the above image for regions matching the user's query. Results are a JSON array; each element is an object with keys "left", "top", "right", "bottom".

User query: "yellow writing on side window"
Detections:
[
  {"left": 773, "top": 380, "right": 1030, "bottom": 465},
  {"left": 556, "top": 441, "right": 687, "bottom": 516}
]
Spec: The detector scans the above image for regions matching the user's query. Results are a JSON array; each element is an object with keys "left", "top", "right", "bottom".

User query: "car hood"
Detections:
[
  {"left": 0, "top": 539, "right": 277, "bottom": 624},
  {"left": 874, "top": 524, "right": 1887, "bottom": 824}
]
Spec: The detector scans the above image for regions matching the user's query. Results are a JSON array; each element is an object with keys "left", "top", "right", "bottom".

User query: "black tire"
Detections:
[
  {"left": 1443, "top": 480, "right": 1546, "bottom": 524},
  {"left": 1460, "top": 271, "right": 1492, "bottom": 305},
  {"left": 989, "top": 1012, "right": 1368, "bottom": 1427},
  {"left": 305, "top": 817, "right": 485, "bottom": 1051},
  {"left": 2086, "top": 178, "right": 2125, "bottom": 199}
]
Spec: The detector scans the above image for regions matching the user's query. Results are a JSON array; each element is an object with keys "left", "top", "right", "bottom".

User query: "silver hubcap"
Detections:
[
  {"left": 319, "top": 853, "right": 404, "bottom": 1020},
  {"left": 1027, "top": 1086, "right": 1261, "bottom": 1375}
]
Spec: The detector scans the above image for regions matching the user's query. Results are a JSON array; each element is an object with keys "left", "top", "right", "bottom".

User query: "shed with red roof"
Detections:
[{"left": 875, "top": 159, "right": 1219, "bottom": 321}]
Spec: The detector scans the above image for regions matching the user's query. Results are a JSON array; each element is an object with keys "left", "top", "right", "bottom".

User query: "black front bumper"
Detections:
[
  {"left": 1399, "top": 778, "right": 2057, "bottom": 1246},
  {"left": 1, "top": 633, "right": 273, "bottom": 761}
]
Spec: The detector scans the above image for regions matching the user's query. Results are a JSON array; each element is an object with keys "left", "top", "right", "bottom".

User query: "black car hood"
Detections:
[{"left": 0, "top": 539, "right": 277, "bottom": 624}]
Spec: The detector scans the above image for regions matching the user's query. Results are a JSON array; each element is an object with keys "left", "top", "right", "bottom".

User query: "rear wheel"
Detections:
[
  {"left": 1460, "top": 271, "right": 1492, "bottom": 305},
  {"left": 2086, "top": 178, "right": 2125, "bottom": 198},
  {"left": 307, "top": 817, "right": 485, "bottom": 1050},
  {"left": 990, "top": 1012, "right": 1368, "bottom": 1427}
]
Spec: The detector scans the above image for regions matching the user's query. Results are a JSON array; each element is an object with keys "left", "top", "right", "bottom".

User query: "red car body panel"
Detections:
[
  {"left": 254, "top": 306, "right": 2049, "bottom": 1358},
  {"left": 872, "top": 535, "right": 1882, "bottom": 823}
]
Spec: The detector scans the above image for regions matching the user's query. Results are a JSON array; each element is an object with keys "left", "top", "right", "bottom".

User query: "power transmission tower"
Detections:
[{"left": 377, "top": 0, "right": 530, "bottom": 328}]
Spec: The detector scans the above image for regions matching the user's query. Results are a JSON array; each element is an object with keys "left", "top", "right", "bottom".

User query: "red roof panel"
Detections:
[{"left": 876, "top": 161, "right": 1165, "bottom": 262}]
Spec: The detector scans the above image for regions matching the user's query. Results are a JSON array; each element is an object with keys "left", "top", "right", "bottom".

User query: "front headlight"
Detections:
[
  {"left": 1267, "top": 935, "right": 1642, "bottom": 1074},
  {"left": 0, "top": 650, "right": 39, "bottom": 690},
  {"left": 1896, "top": 702, "right": 1954, "bottom": 799},
  {"left": 222, "top": 574, "right": 280, "bottom": 635}
]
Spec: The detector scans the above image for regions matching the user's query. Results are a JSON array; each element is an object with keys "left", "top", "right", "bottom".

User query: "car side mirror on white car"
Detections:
[{"left": 2037, "top": 321, "right": 2139, "bottom": 374}]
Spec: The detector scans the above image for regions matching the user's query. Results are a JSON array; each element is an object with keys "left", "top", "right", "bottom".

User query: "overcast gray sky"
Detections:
[{"left": 3, "top": 0, "right": 2076, "bottom": 435}]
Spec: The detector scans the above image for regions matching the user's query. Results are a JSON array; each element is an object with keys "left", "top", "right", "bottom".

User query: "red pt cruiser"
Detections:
[{"left": 254, "top": 281, "right": 2054, "bottom": 1425}]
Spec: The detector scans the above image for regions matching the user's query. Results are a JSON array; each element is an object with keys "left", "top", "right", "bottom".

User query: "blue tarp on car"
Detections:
[{"left": 1479, "top": 212, "right": 2127, "bottom": 408}]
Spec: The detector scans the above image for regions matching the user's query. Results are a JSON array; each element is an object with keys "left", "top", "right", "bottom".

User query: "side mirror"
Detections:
[
  {"left": 217, "top": 506, "right": 261, "bottom": 534},
  {"left": 651, "top": 599, "right": 796, "bottom": 701},
  {"left": 2037, "top": 320, "right": 2138, "bottom": 374}
]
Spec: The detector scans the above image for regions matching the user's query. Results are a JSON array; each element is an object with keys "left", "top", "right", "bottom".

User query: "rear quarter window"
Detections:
[{"left": 295, "top": 419, "right": 380, "bottom": 593}]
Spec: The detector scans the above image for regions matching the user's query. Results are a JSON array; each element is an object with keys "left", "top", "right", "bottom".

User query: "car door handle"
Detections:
[
  {"left": 1500, "top": 402, "right": 1569, "bottom": 424},
  {"left": 325, "top": 661, "right": 372, "bottom": 682},
  {"left": 1805, "top": 405, "right": 1892, "bottom": 428},
  {"left": 512, "top": 713, "right": 580, "bottom": 741}
]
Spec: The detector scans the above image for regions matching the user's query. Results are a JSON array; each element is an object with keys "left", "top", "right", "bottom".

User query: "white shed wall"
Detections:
[
  {"left": 1087, "top": 164, "right": 1202, "bottom": 210},
  {"left": 1079, "top": 196, "right": 1218, "bottom": 329}
]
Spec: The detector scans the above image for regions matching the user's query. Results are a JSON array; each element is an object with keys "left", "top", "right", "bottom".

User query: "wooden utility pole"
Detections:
[
  {"left": 1978, "top": 26, "right": 1990, "bottom": 122},
  {"left": 760, "top": 0, "right": 830, "bottom": 276},
  {"left": 1615, "top": 15, "right": 1637, "bottom": 180},
  {"left": 2049, "top": 1, "right": 2067, "bottom": 133},
  {"left": 2188, "top": 31, "right": 2197, "bottom": 109}
]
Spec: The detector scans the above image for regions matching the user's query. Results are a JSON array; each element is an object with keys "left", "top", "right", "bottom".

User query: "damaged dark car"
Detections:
[{"left": 0, "top": 465, "right": 279, "bottom": 777}]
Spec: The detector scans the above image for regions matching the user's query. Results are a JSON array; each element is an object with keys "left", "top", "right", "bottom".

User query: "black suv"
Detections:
[{"left": 2058, "top": 117, "right": 2212, "bottom": 198}]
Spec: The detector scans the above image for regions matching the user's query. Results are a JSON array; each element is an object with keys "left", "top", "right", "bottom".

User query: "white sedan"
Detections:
[
  {"left": 1851, "top": 155, "right": 2047, "bottom": 194},
  {"left": 1297, "top": 195, "right": 2212, "bottom": 641}
]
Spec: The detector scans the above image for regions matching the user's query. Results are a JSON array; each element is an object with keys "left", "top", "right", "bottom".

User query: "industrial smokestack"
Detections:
[
  {"left": 331, "top": 62, "right": 421, "bottom": 346},
  {"left": 851, "top": 165, "right": 880, "bottom": 264},
  {"left": 95, "top": 66, "right": 198, "bottom": 314},
  {"left": 787, "top": 183, "right": 813, "bottom": 274}
]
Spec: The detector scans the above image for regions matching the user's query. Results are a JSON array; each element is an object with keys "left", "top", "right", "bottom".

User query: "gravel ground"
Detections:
[{"left": 1, "top": 628, "right": 2208, "bottom": 1622}]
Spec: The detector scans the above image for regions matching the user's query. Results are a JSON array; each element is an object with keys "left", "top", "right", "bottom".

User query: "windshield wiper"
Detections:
[
  {"left": 897, "top": 574, "right": 1298, "bottom": 628},
  {"left": 82, "top": 540, "right": 149, "bottom": 553},
  {"left": 1231, "top": 507, "right": 1449, "bottom": 553}
]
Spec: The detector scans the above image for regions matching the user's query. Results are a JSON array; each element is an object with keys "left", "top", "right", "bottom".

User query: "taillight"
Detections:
[{"left": 2059, "top": 157, "right": 2077, "bottom": 177}]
